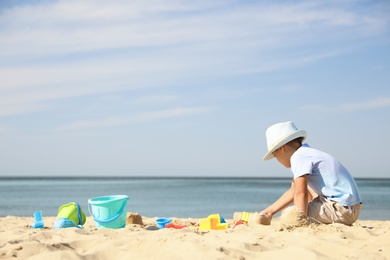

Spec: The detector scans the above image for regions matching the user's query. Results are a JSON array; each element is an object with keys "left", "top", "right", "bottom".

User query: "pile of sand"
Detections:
[
  {"left": 279, "top": 206, "right": 319, "bottom": 229},
  {"left": 0, "top": 214, "right": 389, "bottom": 259}
]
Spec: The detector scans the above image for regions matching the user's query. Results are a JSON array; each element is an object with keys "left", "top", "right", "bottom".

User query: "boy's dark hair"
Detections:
[
  {"left": 286, "top": 137, "right": 304, "bottom": 148},
  {"left": 294, "top": 137, "right": 304, "bottom": 144}
]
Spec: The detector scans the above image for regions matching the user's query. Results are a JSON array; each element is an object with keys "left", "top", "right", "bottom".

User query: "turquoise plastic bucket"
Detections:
[{"left": 88, "top": 195, "right": 129, "bottom": 229}]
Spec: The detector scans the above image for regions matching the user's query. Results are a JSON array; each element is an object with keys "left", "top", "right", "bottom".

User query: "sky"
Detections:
[{"left": 0, "top": 0, "right": 389, "bottom": 178}]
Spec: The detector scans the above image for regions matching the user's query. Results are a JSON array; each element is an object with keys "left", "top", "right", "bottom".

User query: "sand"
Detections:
[{"left": 0, "top": 212, "right": 389, "bottom": 260}]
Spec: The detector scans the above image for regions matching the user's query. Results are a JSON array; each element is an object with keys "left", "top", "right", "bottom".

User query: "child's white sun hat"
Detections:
[{"left": 263, "top": 121, "right": 307, "bottom": 160}]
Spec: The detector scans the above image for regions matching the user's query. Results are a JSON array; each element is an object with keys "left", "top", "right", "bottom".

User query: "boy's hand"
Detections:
[
  {"left": 249, "top": 212, "right": 271, "bottom": 225},
  {"left": 259, "top": 210, "right": 273, "bottom": 220}
]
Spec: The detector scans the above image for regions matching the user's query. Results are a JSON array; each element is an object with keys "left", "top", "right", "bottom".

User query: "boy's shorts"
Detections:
[{"left": 307, "top": 196, "right": 362, "bottom": 225}]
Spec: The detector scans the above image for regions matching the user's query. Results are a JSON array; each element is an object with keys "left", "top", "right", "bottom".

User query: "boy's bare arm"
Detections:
[
  {"left": 260, "top": 180, "right": 295, "bottom": 218},
  {"left": 293, "top": 175, "right": 309, "bottom": 214}
]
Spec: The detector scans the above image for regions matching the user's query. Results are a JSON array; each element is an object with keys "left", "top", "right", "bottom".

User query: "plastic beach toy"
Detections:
[
  {"left": 54, "top": 218, "right": 77, "bottom": 229},
  {"left": 232, "top": 211, "right": 270, "bottom": 228},
  {"left": 233, "top": 211, "right": 251, "bottom": 228},
  {"left": 54, "top": 202, "right": 85, "bottom": 229},
  {"left": 165, "top": 223, "right": 187, "bottom": 229},
  {"left": 88, "top": 195, "right": 129, "bottom": 229},
  {"left": 156, "top": 218, "right": 172, "bottom": 228},
  {"left": 31, "top": 211, "right": 44, "bottom": 228},
  {"left": 241, "top": 212, "right": 250, "bottom": 223},
  {"left": 199, "top": 214, "right": 228, "bottom": 230},
  {"left": 56, "top": 202, "right": 86, "bottom": 226}
]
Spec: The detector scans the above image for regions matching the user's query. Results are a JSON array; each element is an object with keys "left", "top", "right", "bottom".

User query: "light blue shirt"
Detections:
[{"left": 290, "top": 143, "right": 361, "bottom": 206}]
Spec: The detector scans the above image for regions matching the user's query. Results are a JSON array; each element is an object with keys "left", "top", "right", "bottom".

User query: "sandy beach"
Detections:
[{"left": 0, "top": 212, "right": 389, "bottom": 260}]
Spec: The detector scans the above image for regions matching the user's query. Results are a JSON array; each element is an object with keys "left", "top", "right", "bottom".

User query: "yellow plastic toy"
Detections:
[
  {"left": 241, "top": 212, "right": 250, "bottom": 223},
  {"left": 199, "top": 214, "right": 228, "bottom": 230}
]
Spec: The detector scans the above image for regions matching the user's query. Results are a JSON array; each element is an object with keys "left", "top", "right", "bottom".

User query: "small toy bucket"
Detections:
[
  {"left": 57, "top": 202, "right": 86, "bottom": 226},
  {"left": 156, "top": 218, "right": 172, "bottom": 228},
  {"left": 88, "top": 195, "right": 129, "bottom": 229}
]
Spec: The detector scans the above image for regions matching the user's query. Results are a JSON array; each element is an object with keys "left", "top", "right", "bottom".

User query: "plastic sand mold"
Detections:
[
  {"left": 165, "top": 223, "right": 187, "bottom": 229},
  {"left": 199, "top": 214, "right": 228, "bottom": 230},
  {"left": 54, "top": 218, "right": 79, "bottom": 229},
  {"left": 232, "top": 211, "right": 253, "bottom": 228},
  {"left": 241, "top": 212, "right": 250, "bottom": 222},
  {"left": 57, "top": 202, "right": 86, "bottom": 225},
  {"left": 31, "top": 211, "right": 44, "bottom": 228},
  {"left": 55, "top": 202, "right": 86, "bottom": 229},
  {"left": 156, "top": 218, "right": 172, "bottom": 228}
]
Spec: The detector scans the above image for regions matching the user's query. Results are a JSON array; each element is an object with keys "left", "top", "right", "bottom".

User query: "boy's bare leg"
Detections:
[{"left": 308, "top": 187, "right": 317, "bottom": 202}]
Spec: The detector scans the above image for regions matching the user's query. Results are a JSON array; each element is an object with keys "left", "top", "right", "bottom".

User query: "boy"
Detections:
[{"left": 260, "top": 121, "right": 362, "bottom": 225}]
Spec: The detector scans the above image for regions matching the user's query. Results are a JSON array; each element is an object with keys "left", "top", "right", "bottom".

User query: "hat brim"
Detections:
[{"left": 263, "top": 130, "right": 307, "bottom": 160}]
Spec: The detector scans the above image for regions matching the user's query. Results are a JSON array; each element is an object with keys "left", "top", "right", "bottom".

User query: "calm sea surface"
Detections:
[{"left": 0, "top": 177, "right": 388, "bottom": 220}]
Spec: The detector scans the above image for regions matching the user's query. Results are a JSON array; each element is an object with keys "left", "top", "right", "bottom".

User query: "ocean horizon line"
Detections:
[{"left": 0, "top": 176, "right": 388, "bottom": 180}]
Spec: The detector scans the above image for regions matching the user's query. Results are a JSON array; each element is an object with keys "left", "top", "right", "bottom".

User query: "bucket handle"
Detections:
[
  {"left": 88, "top": 200, "right": 127, "bottom": 223},
  {"left": 75, "top": 202, "right": 82, "bottom": 225}
]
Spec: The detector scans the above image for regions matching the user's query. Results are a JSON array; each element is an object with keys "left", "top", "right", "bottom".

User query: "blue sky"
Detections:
[{"left": 0, "top": 0, "right": 389, "bottom": 178}]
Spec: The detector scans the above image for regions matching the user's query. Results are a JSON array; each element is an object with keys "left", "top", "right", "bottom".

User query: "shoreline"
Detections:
[{"left": 0, "top": 215, "right": 389, "bottom": 259}]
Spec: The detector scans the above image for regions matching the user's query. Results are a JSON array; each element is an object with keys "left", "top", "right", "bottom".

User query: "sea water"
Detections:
[{"left": 0, "top": 177, "right": 389, "bottom": 220}]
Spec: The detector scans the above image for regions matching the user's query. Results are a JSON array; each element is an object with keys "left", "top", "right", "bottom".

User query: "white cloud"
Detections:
[
  {"left": 0, "top": 125, "right": 11, "bottom": 133},
  {"left": 0, "top": 0, "right": 388, "bottom": 118},
  {"left": 57, "top": 106, "right": 215, "bottom": 131},
  {"left": 0, "top": 102, "right": 48, "bottom": 117},
  {"left": 279, "top": 85, "right": 304, "bottom": 94},
  {"left": 130, "top": 95, "right": 179, "bottom": 105},
  {"left": 132, "top": 106, "right": 214, "bottom": 121},
  {"left": 299, "top": 97, "right": 390, "bottom": 112},
  {"left": 370, "top": 65, "right": 385, "bottom": 71},
  {"left": 298, "top": 104, "right": 328, "bottom": 112},
  {"left": 1, "top": 1, "right": 387, "bottom": 58},
  {"left": 0, "top": 1, "right": 237, "bottom": 57},
  {"left": 237, "top": 49, "right": 346, "bottom": 75},
  {"left": 341, "top": 97, "right": 390, "bottom": 111}
]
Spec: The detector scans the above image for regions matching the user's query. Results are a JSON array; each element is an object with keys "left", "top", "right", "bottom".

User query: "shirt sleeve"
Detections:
[{"left": 290, "top": 153, "right": 313, "bottom": 179}]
